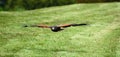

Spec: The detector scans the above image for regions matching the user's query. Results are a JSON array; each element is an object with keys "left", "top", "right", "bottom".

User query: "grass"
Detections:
[{"left": 0, "top": 2, "right": 120, "bottom": 57}]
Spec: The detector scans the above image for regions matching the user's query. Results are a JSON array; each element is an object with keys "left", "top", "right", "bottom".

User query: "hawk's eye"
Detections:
[{"left": 52, "top": 27, "right": 55, "bottom": 30}]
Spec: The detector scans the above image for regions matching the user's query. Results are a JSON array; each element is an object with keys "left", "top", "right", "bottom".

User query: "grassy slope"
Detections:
[{"left": 0, "top": 2, "right": 120, "bottom": 57}]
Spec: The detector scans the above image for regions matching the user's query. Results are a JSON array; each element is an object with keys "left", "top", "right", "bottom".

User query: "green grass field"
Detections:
[{"left": 0, "top": 2, "right": 120, "bottom": 57}]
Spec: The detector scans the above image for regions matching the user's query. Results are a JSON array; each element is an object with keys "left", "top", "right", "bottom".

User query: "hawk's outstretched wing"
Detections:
[
  {"left": 58, "top": 23, "right": 87, "bottom": 28},
  {"left": 37, "top": 25, "right": 51, "bottom": 28},
  {"left": 24, "top": 25, "right": 50, "bottom": 28},
  {"left": 58, "top": 24, "right": 72, "bottom": 28}
]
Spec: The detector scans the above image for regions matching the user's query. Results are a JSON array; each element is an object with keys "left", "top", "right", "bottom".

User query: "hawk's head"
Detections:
[{"left": 50, "top": 26, "right": 61, "bottom": 32}]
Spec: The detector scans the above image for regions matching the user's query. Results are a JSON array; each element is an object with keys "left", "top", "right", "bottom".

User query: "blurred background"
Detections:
[{"left": 0, "top": 0, "right": 120, "bottom": 11}]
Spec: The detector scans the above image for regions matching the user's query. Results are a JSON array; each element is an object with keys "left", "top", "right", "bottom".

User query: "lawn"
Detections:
[{"left": 0, "top": 2, "right": 120, "bottom": 57}]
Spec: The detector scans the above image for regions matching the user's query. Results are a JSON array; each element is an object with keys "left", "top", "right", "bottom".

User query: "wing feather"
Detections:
[
  {"left": 37, "top": 25, "right": 50, "bottom": 28},
  {"left": 58, "top": 24, "right": 72, "bottom": 28}
]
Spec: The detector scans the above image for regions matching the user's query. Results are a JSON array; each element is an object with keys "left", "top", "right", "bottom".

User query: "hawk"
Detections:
[{"left": 24, "top": 23, "right": 87, "bottom": 32}]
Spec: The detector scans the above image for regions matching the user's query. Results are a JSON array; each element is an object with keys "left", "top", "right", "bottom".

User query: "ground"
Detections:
[{"left": 0, "top": 2, "right": 120, "bottom": 57}]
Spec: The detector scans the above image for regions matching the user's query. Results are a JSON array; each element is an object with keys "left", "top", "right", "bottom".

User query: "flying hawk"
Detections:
[{"left": 24, "top": 23, "right": 87, "bottom": 32}]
